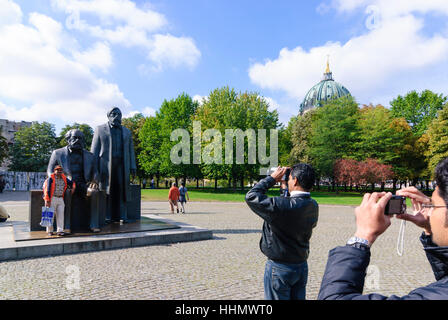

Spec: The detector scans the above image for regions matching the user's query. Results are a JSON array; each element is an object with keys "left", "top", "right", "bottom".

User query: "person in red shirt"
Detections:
[
  {"left": 43, "top": 165, "right": 75, "bottom": 236},
  {"left": 168, "top": 182, "right": 180, "bottom": 214}
]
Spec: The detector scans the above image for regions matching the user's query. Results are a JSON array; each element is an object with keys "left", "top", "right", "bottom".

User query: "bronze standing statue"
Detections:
[
  {"left": 91, "top": 107, "right": 136, "bottom": 223},
  {"left": 47, "top": 129, "right": 100, "bottom": 232}
]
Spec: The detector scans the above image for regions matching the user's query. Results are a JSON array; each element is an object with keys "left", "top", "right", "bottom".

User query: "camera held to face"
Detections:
[{"left": 385, "top": 195, "right": 407, "bottom": 215}]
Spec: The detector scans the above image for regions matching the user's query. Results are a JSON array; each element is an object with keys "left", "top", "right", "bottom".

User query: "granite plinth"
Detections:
[
  {"left": 29, "top": 185, "right": 141, "bottom": 231},
  {"left": 0, "top": 214, "right": 213, "bottom": 261}
]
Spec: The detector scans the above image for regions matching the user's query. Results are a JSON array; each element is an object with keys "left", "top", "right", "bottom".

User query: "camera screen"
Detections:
[{"left": 388, "top": 199, "right": 403, "bottom": 214}]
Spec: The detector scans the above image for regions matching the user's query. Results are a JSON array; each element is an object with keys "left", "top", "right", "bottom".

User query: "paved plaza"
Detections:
[{"left": 0, "top": 191, "right": 436, "bottom": 300}]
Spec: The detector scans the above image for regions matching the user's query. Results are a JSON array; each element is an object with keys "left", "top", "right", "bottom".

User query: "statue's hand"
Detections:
[{"left": 88, "top": 182, "right": 99, "bottom": 190}]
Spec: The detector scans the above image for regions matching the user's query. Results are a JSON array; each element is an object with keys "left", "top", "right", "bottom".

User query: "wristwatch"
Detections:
[{"left": 346, "top": 236, "right": 370, "bottom": 250}]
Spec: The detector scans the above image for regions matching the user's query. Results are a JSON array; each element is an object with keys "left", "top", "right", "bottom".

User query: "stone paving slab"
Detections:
[
  {"left": 0, "top": 191, "right": 438, "bottom": 300},
  {"left": 0, "top": 214, "right": 212, "bottom": 261}
]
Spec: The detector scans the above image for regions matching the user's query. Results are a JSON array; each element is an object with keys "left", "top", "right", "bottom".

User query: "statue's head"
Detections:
[
  {"left": 65, "top": 129, "right": 85, "bottom": 151},
  {"left": 107, "top": 107, "right": 122, "bottom": 127}
]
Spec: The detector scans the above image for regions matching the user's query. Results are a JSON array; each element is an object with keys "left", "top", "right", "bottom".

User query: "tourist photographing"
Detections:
[
  {"left": 318, "top": 157, "right": 448, "bottom": 300},
  {"left": 245, "top": 164, "right": 319, "bottom": 300}
]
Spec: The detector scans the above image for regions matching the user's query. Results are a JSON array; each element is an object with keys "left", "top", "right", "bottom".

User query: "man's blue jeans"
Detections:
[{"left": 264, "top": 259, "right": 308, "bottom": 300}]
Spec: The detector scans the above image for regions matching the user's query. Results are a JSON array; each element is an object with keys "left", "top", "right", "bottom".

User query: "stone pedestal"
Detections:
[{"left": 29, "top": 185, "right": 141, "bottom": 232}]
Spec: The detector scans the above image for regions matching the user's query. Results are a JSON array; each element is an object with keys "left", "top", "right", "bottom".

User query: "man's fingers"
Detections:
[
  {"left": 377, "top": 192, "right": 393, "bottom": 209},
  {"left": 398, "top": 191, "right": 431, "bottom": 204},
  {"left": 396, "top": 213, "right": 418, "bottom": 223},
  {"left": 361, "top": 193, "right": 371, "bottom": 205}
]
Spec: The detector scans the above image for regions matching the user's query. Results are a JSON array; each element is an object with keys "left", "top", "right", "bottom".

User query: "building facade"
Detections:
[{"left": 0, "top": 119, "right": 32, "bottom": 170}]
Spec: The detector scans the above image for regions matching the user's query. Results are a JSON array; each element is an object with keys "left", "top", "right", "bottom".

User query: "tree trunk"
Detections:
[
  {"left": 240, "top": 176, "right": 244, "bottom": 191},
  {"left": 381, "top": 182, "right": 385, "bottom": 192},
  {"left": 215, "top": 177, "right": 218, "bottom": 190},
  {"left": 196, "top": 178, "right": 199, "bottom": 189}
]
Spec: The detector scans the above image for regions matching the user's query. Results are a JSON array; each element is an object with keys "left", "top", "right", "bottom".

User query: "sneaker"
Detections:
[
  {"left": 47, "top": 232, "right": 54, "bottom": 236},
  {"left": 176, "top": 208, "right": 179, "bottom": 213},
  {"left": 56, "top": 232, "right": 65, "bottom": 236}
]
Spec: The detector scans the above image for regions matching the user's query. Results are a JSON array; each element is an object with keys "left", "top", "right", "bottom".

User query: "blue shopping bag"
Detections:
[{"left": 39, "top": 206, "right": 54, "bottom": 228}]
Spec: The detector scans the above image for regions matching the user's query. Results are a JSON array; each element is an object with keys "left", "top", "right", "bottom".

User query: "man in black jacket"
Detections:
[
  {"left": 245, "top": 164, "right": 319, "bottom": 300},
  {"left": 318, "top": 157, "right": 448, "bottom": 300}
]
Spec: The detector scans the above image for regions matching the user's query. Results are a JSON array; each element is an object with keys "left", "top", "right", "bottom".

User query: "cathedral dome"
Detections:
[{"left": 299, "top": 59, "right": 351, "bottom": 113}]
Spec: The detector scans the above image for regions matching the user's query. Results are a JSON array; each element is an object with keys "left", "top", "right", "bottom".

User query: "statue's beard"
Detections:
[
  {"left": 69, "top": 143, "right": 83, "bottom": 151},
  {"left": 109, "top": 118, "right": 121, "bottom": 127}
]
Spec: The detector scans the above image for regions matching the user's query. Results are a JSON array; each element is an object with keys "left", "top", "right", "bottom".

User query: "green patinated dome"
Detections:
[{"left": 299, "top": 59, "right": 351, "bottom": 114}]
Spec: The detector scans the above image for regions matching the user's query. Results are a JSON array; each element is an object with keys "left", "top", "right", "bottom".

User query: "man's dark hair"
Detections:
[
  {"left": 435, "top": 157, "right": 448, "bottom": 205},
  {"left": 290, "top": 163, "right": 315, "bottom": 191}
]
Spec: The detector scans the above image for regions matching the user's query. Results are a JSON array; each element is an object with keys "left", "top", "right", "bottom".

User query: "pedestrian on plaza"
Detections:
[
  {"left": 142, "top": 178, "right": 146, "bottom": 189},
  {"left": 245, "top": 164, "right": 319, "bottom": 300},
  {"left": 0, "top": 175, "right": 5, "bottom": 193},
  {"left": 43, "top": 165, "right": 76, "bottom": 236},
  {"left": 168, "top": 182, "right": 180, "bottom": 214},
  {"left": 318, "top": 157, "right": 448, "bottom": 300},
  {"left": 151, "top": 178, "right": 155, "bottom": 189},
  {"left": 179, "top": 182, "right": 190, "bottom": 214}
]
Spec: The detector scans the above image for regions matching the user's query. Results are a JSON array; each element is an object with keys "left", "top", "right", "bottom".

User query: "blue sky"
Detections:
[{"left": 1, "top": 0, "right": 448, "bottom": 133}]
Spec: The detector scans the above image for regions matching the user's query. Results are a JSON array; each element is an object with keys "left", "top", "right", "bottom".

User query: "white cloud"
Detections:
[
  {"left": 73, "top": 42, "right": 113, "bottom": 72},
  {"left": 249, "top": 0, "right": 448, "bottom": 107},
  {"left": 52, "top": 0, "right": 201, "bottom": 72},
  {"left": 149, "top": 34, "right": 201, "bottom": 71},
  {"left": 192, "top": 95, "right": 208, "bottom": 105},
  {"left": 0, "top": 0, "right": 22, "bottom": 27},
  {"left": 263, "top": 97, "right": 280, "bottom": 112},
  {"left": 0, "top": 4, "right": 130, "bottom": 127}
]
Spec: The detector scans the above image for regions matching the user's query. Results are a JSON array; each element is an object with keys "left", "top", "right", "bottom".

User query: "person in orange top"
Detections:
[
  {"left": 168, "top": 182, "right": 180, "bottom": 214},
  {"left": 43, "top": 165, "right": 75, "bottom": 236}
]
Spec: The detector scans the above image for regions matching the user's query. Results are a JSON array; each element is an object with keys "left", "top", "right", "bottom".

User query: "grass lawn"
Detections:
[{"left": 141, "top": 188, "right": 367, "bottom": 206}]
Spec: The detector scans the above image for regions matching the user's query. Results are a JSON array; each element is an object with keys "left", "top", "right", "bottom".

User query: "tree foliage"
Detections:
[
  {"left": 309, "top": 96, "right": 360, "bottom": 178},
  {"left": 194, "top": 87, "right": 279, "bottom": 187},
  {"left": 9, "top": 122, "right": 57, "bottom": 172},
  {"left": 390, "top": 90, "right": 446, "bottom": 136},
  {"left": 58, "top": 123, "right": 94, "bottom": 149},
  {"left": 334, "top": 158, "right": 393, "bottom": 190},
  {"left": 426, "top": 104, "right": 448, "bottom": 176}
]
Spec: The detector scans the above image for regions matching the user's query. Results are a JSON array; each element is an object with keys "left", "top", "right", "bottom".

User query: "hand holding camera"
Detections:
[
  {"left": 270, "top": 167, "right": 291, "bottom": 183},
  {"left": 354, "top": 192, "right": 393, "bottom": 245},
  {"left": 395, "top": 187, "right": 432, "bottom": 235}
]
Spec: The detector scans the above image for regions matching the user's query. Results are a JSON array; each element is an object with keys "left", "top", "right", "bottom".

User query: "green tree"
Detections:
[
  {"left": 390, "top": 90, "right": 446, "bottom": 136},
  {"left": 58, "top": 123, "right": 94, "bottom": 149},
  {"left": 195, "top": 87, "right": 279, "bottom": 189},
  {"left": 122, "top": 113, "right": 146, "bottom": 184},
  {"left": 139, "top": 93, "right": 199, "bottom": 185},
  {"left": 427, "top": 104, "right": 448, "bottom": 176},
  {"left": 0, "top": 126, "right": 8, "bottom": 164},
  {"left": 139, "top": 116, "right": 163, "bottom": 187},
  {"left": 9, "top": 122, "right": 57, "bottom": 172},
  {"left": 289, "top": 109, "right": 317, "bottom": 165},
  {"left": 309, "top": 96, "right": 360, "bottom": 183}
]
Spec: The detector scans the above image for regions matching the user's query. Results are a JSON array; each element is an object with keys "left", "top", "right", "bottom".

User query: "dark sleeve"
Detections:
[
  {"left": 245, "top": 176, "right": 280, "bottom": 223},
  {"left": 421, "top": 233, "right": 448, "bottom": 281},
  {"left": 318, "top": 246, "right": 429, "bottom": 300}
]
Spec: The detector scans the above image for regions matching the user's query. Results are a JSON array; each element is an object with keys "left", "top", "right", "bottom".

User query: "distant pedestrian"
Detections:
[
  {"left": 142, "top": 178, "right": 147, "bottom": 189},
  {"left": 179, "top": 182, "right": 190, "bottom": 214},
  {"left": 0, "top": 176, "right": 5, "bottom": 193},
  {"left": 151, "top": 178, "right": 155, "bottom": 189},
  {"left": 168, "top": 182, "right": 180, "bottom": 214}
]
